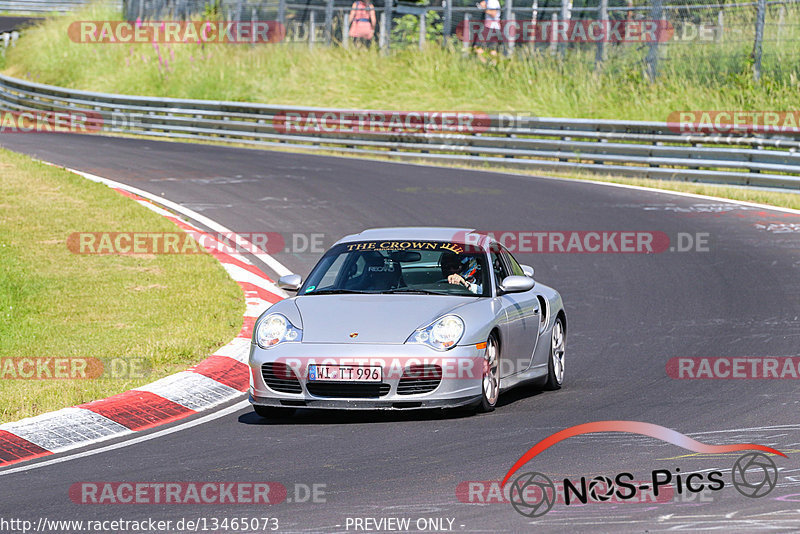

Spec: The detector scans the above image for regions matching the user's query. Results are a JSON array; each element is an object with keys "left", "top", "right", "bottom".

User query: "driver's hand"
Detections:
[{"left": 448, "top": 274, "right": 466, "bottom": 286}]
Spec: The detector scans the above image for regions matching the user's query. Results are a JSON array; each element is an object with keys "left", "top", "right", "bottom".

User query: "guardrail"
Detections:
[
  {"left": 1, "top": 73, "right": 799, "bottom": 189},
  {"left": 0, "top": 0, "right": 101, "bottom": 13},
  {"left": 0, "top": 0, "right": 121, "bottom": 13}
]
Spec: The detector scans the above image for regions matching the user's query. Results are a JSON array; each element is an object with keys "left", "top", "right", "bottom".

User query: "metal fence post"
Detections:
[
  {"left": 380, "top": 11, "right": 388, "bottom": 52},
  {"left": 251, "top": 8, "right": 257, "bottom": 46},
  {"left": 549, "top": 13, "right": 558, "bottom": 55},
  {"left": 559, "top": 0, "right": 571, "bottom": 56},
  {"left": 777, "top": 5, "right": 785, "bottom": 44},
  {"left": 504, "top": 0, "right": 513, "bottom": 56},
  {"left": 717, "top": 10, "right": 723, "bottom": 43},
  {"left": 645, "top": 0, "right": 662, "bottom": 81},
  {"left": 463, "top": 13, "right": 471, "bottom": 51},
  {"left": 506, "top": 12, "right": 516, "bottom": 55},
  {"left": 595, "top": 0, "right": 607, "bottom": 67},
  {"left": 309, "top": 10, "right": 316, "bottom": 49},
  {"left": 443, "top": 0, "right": 452, "bottom": 44},
  {"left": 325, "top": 0, "right": 334, "bottom": 45},
  {"left": 528, "top": 0, "right": 537, "bottom": 54},
  {"left": 384, "top": 0, "right": 393, "bottom": 51},
  {"left": 419, "top": 11, "right": 426, "bottom": 49},
  {"left": 343, "top": 8, "right": 350, "bottom": 47},
  {"left": 278, "top": 0, "right": 286, "bottom": 26},
  {"left": 752, "top": 0, "right": 766, "bottom": 81}
]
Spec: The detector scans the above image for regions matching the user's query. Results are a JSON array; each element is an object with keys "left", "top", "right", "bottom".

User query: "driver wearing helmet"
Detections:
[{"left": 441, "top": 252, "right": 482, "bottom": 294}]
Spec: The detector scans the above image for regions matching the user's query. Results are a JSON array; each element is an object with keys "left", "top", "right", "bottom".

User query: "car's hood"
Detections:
[{"left": 295, "top": 294, "right": 480, "bottom": 344}]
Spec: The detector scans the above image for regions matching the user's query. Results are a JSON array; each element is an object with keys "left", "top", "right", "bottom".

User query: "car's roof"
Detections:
[{"left": 335, "top": 227, "right": 489, "bottom": 246}]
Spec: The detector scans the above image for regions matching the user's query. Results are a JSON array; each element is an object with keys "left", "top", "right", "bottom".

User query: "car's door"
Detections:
[{"left": 492, "top": 244, "right": 540, "bottom": 375}]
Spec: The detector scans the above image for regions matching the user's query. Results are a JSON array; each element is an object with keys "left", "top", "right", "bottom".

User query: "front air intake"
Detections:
[
  {"left": 261, "top": 362, "right": 302, "bottom": 394},
  {"left": 306, "top": 382, "right": 390, "bottom": 398},
  {"left": 397, "top": 364, "right": 442, "bottom": 395}
]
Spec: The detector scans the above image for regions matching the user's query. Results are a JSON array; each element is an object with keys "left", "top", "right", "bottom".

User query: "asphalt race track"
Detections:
[{"left": 1, "top": 132, "right": 799, "bottom": 532}]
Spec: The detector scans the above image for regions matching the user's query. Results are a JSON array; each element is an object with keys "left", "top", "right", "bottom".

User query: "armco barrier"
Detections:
[
  {"left": 0, "top": 0, "right": 119, "bottom": 14},
  {"left": 1, "top": 73, "right": 799, "bottom": 189}
]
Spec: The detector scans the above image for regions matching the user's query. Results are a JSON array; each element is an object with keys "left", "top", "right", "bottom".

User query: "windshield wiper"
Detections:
[{"left": 380, "top": 288, "right": 452, "bottom": 296}]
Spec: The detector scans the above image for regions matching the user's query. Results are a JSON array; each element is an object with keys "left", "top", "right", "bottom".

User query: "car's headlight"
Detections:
[
  {"left": 255, "top": 313, "right": 302, "bottom": 348},
  {"left": 406, "top": 315, "right": 464, "bottom": 351}
]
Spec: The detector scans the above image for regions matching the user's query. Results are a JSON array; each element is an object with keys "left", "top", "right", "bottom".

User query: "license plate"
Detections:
[{"left": 308, "top": 365, "right": 382, "bottom": 382}]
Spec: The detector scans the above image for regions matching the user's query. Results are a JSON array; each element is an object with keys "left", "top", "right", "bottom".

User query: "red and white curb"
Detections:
[{"left": 0, "top": 167, "right": 289, "bottom": 468}]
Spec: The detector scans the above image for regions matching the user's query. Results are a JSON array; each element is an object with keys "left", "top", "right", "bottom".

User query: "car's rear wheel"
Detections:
[
  {"left": 476, "top": 334, "right": 500, "bottom": 413},
  {"left": 544, "top": 317, "right": 565, "bottom": 390},
  {"left": 253, "top": 405, "right": 295, "bottom": 419}
]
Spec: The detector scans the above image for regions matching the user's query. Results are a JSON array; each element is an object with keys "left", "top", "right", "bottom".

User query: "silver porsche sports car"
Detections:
[{"left": 248, "top": 227, "right": 566, "bottom": 417}]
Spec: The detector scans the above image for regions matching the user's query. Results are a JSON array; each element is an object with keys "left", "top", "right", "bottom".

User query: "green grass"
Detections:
[
  {"left": 4, "top": 4, "right": 800, "bottom": 120},
  {"left": 0, "top": 148, "right": 244, "bottom": 423}
]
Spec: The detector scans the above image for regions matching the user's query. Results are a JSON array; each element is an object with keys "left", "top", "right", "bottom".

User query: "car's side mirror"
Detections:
[
  {"left": 499, "top": 275, "right": 535, "bottom": 294},
  {"left": 278, "top": 274, "right": 302, "bottom": 291},
  {"left": 520, "top": 264, "right": 535, "bottom": 278}
]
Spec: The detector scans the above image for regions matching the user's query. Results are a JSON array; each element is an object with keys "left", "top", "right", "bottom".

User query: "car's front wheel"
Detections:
[
  {"left": 253, "top": 405, "right": 295, "bottom": 419},
  {"left": 543, "top": 316, "right": 565, "bottom": 390},
  {"left": 476, "top": 333, "right": 500, "bottom": 413}
]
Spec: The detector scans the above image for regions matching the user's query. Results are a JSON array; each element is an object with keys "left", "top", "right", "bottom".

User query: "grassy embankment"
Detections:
[{"left": 4, "top": 5, "right": 800, "bottom": 115}]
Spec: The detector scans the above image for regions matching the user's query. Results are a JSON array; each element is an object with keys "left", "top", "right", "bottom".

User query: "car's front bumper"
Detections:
[{"left": 248, "top": 342, "right": 486, "bottom": 410}]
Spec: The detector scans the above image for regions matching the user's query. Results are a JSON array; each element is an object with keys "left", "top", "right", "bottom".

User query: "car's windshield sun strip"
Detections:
[
  {"left": 379, "top": 288, "right": 454, "bottom": 296},
  {"left": 306, "top": 289, "right": 376, "bottom": 295}
]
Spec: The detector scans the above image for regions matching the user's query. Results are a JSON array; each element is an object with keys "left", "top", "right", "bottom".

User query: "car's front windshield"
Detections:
[{"left": 299, "top": 240, "right": 490, "bottom": 297}]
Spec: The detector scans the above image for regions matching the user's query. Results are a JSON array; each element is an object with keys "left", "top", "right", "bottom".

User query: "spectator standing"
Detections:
[
  {"left": 348, "top": 0, "right": 377, "bottom": 47},
  {"left": 476, "top": 0, "right": 501, "bottom": 49},
  {"left": 479, "top": 0, "right": 501, "bottom": 30}
]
